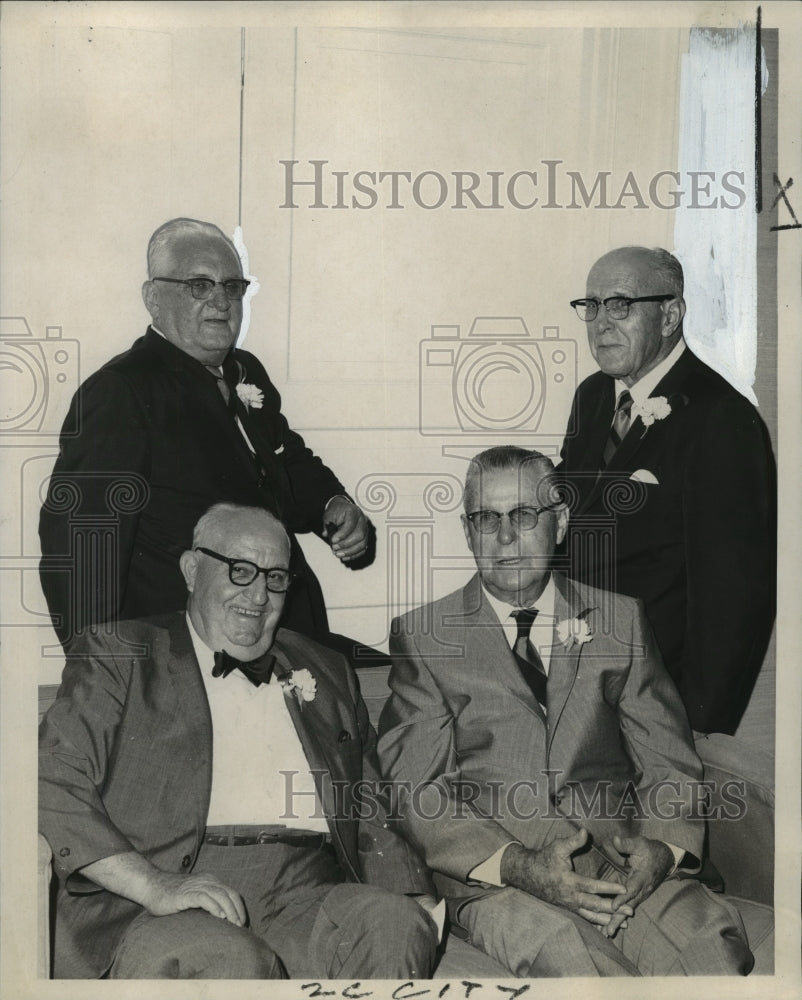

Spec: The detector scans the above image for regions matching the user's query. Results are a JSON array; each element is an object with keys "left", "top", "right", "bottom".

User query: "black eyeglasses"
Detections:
[
  {"left": 464, "top": 505, "right": 558, "bottom": 535},
  {"left": 195, "top": 547, "right": 294, "bottom": 591},
  {"left": 569, "top": 294, "right": 675, "bottom": 322},
  {"left": 152, "top": 277, "right": 251, "bottom": 301}
]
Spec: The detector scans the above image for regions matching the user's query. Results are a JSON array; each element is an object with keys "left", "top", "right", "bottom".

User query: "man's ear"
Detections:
[
  {"left": 179, "top": 550, "right": 198, "bottom": 592},
  {"left": 661, "top": 296, "right": 686, "bottom": 338},
  {"left": 141, "top": 280, "right": 159, "bottom": 320},
  {"left": 461, "top": 514, "right": 476, "bottom": 555},
  {"left": 554, "top": 504, "right": 569, "bottom": 546}
]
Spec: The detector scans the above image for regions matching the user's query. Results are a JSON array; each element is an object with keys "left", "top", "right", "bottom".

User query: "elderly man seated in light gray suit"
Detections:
[
  {"left": 39, "top": 503, "right": 439, "bottom": 980},
  {"left": 378, "top": 445, "right": 753, "bottom": 977}
]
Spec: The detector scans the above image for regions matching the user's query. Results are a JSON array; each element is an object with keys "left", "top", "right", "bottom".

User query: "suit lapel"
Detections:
[
  {"left": 545, "top": 574, "right": 589, "bottom": 755},
  {"left": 163, "top": 613, "right": 214, "bottom": 838},
  {"left": 572, "top": 379, "right": 615, "bottom": 513},
  {"left": 269, "top": 642, "right": 361, "bottom": 880},
  {"left": 460, "top": 576, "right": 547, "bottom": 725},
  {"left": 142, "top": 329, "right": 269, "bottom": 490},
  {"left": 223, "top": 353, "right": 284, "bottom": 511},
  {"left": 580, "top": 378, "right": 617, "bottom": 472}
]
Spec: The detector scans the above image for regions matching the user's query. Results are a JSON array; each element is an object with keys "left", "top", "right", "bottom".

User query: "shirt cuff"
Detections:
[
  {"left": 665, "top": 842, "right": 686, "bottom": 876},
  {"left": 408, "top": 895, "right": 447, "bottom": 943},
  {"left": 323, "top": 494, "right": 354, "bottom": 513},
  {"left": 468, "top": 842, "right": 520, "bottom": 887}
]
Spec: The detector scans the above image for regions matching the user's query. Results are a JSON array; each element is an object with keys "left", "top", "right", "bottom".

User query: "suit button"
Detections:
[
  {"left": 59, "top": 847, "right": 70, "bottom": 858},
  {"left": 337, "top": 730, "right": 351, "bottom": 743},
  {"left": 181, "top": 855, "right": 192, "bottom": 868}
]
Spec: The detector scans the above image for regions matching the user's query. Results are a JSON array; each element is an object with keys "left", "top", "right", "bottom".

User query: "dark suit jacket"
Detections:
[
  {"left": 378, "top": 573, "right": 704, "bottom": 911},
  {"left": 39, "top": 614, "right": 433, "bottom": 979},
  {"left": 559, "top": 347, "right": 776, "bottom": 734},
  {"left": 39, "top": 327, "right": 345, "bottom": 645}
]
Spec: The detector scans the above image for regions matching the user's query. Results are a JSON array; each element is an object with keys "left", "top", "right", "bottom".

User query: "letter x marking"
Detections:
[{"left": 770, "top": 173, "right": 802, "bottom": 232}]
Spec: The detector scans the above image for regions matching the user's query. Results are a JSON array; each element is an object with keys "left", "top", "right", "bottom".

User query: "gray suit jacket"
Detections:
[
  {"left": 378, "top": 573, "right": 704, "bottom": 908},
  {"left": 39, "top": 613, "right": 432, "bottom": 978}
]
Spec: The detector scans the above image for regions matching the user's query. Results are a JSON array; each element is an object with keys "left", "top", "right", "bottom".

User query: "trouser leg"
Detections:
[
  {"left": 196, "top": 840, "right": 437, "bottom": 978},
  {"left": 614, "top": 879, "right": 754, "bottom": 976},
  {"left": 456, "top": 887, "right": 639, "bottom": 977},
  {"left": 322, "top": 886, "right": 437, "bottom": 979},
  {"left": 110, "top": 908, "right": 283, "bottom": 979}
]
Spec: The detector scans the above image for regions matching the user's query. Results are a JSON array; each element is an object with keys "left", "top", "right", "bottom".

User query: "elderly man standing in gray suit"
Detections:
[{"left": 378, "top": 445, "right": 752, "bottom": 977}]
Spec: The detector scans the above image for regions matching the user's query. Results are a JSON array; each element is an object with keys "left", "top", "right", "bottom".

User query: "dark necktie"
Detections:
[
  {"left": 511, "top": 608, "right": 548, "bottom": 711},
  {"left": 212, "top": 650, "right": 277, "bottom": 687},
  {"left": 206, "top": 365, "right": 233, "bottom": 407},
  {"left": 601, "top": 389, "right": 633, "bottom": 468}
]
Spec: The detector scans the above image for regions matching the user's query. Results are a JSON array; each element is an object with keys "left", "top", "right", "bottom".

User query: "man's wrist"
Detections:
[{"left": 499, "top": 842, "right": 529, "bottom": 888}]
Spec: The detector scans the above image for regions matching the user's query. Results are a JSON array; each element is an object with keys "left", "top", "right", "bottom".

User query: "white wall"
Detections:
[{"left": 3, "top": 12, "right": 775, "bottom": 681}]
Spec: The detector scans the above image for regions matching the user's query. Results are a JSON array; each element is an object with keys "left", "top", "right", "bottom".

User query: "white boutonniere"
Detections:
[
  {"left": 631, "top": 396, "right": 671, "bottom": 427},
  {"left": 279, "top": 668, "right": 317, "bottom": 702},
  {"left": 556, "top": 609, "right": 596, "bottom": 650},
  {"left": 236, "top": 382, "right": 264, "bottom": 410}
]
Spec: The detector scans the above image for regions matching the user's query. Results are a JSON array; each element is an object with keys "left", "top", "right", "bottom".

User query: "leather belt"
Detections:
[{"left": 203, "top": 825, "right": 330, "bottom": 849}]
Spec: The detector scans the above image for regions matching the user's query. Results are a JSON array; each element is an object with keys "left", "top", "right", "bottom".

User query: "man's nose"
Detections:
[
  {"left": 207, "top": 283, "right": 231, "bottom": 311},
  {"left": 244, "top": 573, "right": 269, "bottom": 604},
  {"left": 590, "top": 303, "right": 614, "bottom": 335},
  {"left": 496, "top": 515, "right": 518, "bottom": 545}
]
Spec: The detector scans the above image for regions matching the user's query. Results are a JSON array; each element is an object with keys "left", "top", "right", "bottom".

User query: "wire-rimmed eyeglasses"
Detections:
[
  {"left": 569, "top": 294, "right": 675, "bottom": 322},
  {"left": 195, "top": 547, "right": 294, "bottom": 591},
  {"left": 152, "top": 277, "right": 251, "bottom": 301},
  {"left": 464, "top": 504, "right": 558, "bottom": 535}
]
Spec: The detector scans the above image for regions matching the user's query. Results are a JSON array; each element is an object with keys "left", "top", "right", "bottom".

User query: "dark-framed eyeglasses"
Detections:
[
  {"left": 464, "top": 504, "right": 559, "bottom": 535},
  {"left": 569, "top": 294, "right": 675, "bottom": 322},
  {"left": 152, "top": 277, "right": 251, "bottom": 301},
  {"left": 195, "top": 547, "right": 294, "bottom": 591}
]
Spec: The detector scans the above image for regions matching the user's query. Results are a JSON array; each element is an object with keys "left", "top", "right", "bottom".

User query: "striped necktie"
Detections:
[
  {"left": 601, "top": 389, "right": 633, "bottom": 468},
  {"left": 511, "top": 608, "right": 548, "bottom": 711}
]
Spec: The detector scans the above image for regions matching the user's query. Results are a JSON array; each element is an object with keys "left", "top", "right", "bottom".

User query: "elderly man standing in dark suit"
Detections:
[
  {"left": 39, "top": 217, "right": 369, "bottom": 649},
  {"left": 39, "top": 503, "right": 439, "bottom": 979},
  {"left": 559, "top": 246, "right": 775, "bottom": 734},
  {"left": 378, "top": 446, "right": 752, "bottom": 978}
]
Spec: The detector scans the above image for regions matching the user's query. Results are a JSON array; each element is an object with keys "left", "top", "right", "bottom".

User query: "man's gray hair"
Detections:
[
  {"left": 463, "top": 446, "right": 560, "bottom": 511},
  {"left": 614, "top": 245, "right": 684, "bottom": 298},
  {"left": 147, "top": 218, "right": 240, "bottom": 279},
  {"left": 191, "top": 502, "right": 289, "bottom": 551}
]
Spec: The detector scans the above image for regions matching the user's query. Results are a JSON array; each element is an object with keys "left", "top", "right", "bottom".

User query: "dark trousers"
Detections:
[{"left": 111, "top": 837, "right": 437, "bottom": 979}]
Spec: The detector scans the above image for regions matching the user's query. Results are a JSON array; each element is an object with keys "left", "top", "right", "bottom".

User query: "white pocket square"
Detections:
[
  {"left": 629, "top": 469, "right": 659, "bottom": 485},
  {"left": 274, "top": 444, "right": 285, "bottom": 455}
]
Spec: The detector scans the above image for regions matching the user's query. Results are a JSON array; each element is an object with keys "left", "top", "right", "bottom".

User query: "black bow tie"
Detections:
[{"left": 212, "top": 650, "right": 277, "bottom": 687}]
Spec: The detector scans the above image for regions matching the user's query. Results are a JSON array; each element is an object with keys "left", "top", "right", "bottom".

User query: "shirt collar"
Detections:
[
  {"left": 482, "top": 573, "right": 557, "bottom": 625},
  {"left": 615, "top": 337, "right": 685, "bottom": 405}
]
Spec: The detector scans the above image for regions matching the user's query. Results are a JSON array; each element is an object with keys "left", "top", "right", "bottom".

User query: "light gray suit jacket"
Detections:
[
  {"left": 378, "top": 573, "right": 704, "bottom": 908},
  {"left": 39, "top": 613, "right": 433, "bottom": 978}
]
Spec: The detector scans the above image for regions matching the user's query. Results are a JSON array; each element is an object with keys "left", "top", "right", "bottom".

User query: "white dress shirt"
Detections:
[
  {"left": 187, "top": 615, "right": 328, "bottom": 830},
  {"left": 483, "top": 574, "right": 559, "bottom": 674}
]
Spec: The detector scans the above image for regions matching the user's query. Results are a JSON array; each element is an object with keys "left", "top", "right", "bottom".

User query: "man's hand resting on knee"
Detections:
[
  {"left": 499, "top": 828, "right": 634, "bottom": 933},
  {"left": 81, "top": 852, "right": 247, "bottom": 926},
  {"left": 602, "top": 835, "right": 674, "bottom": 938}
]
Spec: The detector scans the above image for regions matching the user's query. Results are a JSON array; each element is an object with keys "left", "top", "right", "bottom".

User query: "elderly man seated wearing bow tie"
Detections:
[{"left": 39, "top": 502, "right": 440, "bottom": 980}]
